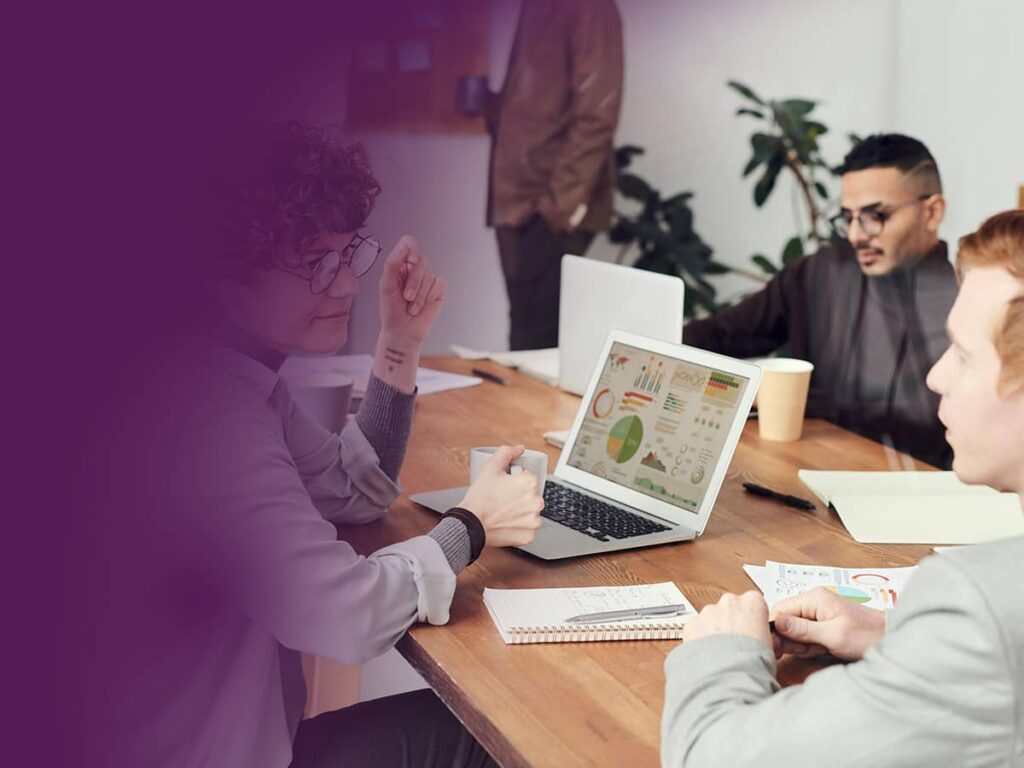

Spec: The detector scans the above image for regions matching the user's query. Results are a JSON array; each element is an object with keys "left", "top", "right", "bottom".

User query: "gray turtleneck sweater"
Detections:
[{"left": 119, "top": 332, "right": 474, "bottom": 768}]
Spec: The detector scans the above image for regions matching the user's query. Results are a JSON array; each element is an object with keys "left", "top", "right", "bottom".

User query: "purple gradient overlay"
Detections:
[{"left": 12, "top": 2, "right": 502, "bottom": 766}]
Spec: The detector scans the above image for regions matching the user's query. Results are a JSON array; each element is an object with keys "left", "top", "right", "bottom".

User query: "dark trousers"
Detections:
[
  {"left": 495, "top": 214, "right": 595, "bottom": 351},
  {"left": 290, "top": 689, "right": 497, "bottom": 768}
]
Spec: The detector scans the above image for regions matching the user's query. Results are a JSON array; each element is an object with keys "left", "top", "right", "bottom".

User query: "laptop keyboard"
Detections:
[{"left": 542, "top": 483, "right": 671, "bottom": 542}]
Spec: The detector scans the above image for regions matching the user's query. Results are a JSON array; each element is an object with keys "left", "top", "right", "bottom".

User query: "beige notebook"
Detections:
[
  {"left": 799, "top": 470, "right": 1024, "bottom": 544},
  {"left": 482, "top": 582, "right": 694, "bottom": 645}
]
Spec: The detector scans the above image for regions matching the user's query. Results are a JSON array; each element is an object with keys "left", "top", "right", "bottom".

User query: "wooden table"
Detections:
[{"left": 340, "top": 357, "right": 935, "bottom": 768}]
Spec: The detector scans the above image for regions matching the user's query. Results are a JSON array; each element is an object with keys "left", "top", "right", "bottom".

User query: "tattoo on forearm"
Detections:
[{"left": 384, "top": 346, "right": 406, "bottom": 373}]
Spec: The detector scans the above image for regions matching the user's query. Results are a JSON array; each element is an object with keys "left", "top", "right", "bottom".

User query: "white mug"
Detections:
[
  {"left": 469, "top": 446, "right": 548, "bottom": 492},
  {"left": 283, "top": 372, "right": 354, "bottom": 434}
]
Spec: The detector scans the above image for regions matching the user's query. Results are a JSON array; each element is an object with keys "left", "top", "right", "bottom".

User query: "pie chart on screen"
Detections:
[{"left": 607, "top": 415, "right": 643, "bottom": 464}]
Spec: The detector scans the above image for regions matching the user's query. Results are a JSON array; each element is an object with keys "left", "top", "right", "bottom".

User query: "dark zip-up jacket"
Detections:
[{"left": 684, "top": 241, "right": 957, "bottom": 468}]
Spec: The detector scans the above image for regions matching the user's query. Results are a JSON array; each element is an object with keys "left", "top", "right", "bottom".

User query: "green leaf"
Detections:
[
  {"left": 847, "top": 132, "right": 863, "bottom": 146},
  {"left": 615, "top": 217, "right": 666, "bottom": 245},
  {"left": 614, "top": 145, "right": 645, "bottom": 169},
  {"left": 702, "top": 261, "right": 731, "bottom": 275},
  {"left": 743, "top": 133, "right": 783, "bottom": 178},
  {"left": 751, "top": 254, "right": 778, "bottom": 274},
  {"left": 753, "top": 154, "right": 784, "bottom": 207},
  {"left": 779, "top": 98, "right": 816, "bottom": 117},
  {"left": 662, "top": 191, "right": 695, "bottom": 208},
  {"left": 781, "top": 236, "right": 804, "bottom": 265},
  {"left": 813, "top": 181, "right": 829, "bottom": 199},
  {"left": 770, "top": 101, "right": 807, "bottom": 153},
  {"left": 805, "top": 120, "right": 828, "bottom": 138},
  {"left": 617, "top": 172, "right": 654, "bottom": 202},
  {"left": 666, "top": 205, "right": 694, "bottom": 240},
  {"left": 727, "top": 80, "right": 765, "bottom": 106},
  {"left": 736, "top": 108, "right": 764, "bottom": 119},
  {"left": 606, "top": 221, "right": 635, "bottom": 245}
]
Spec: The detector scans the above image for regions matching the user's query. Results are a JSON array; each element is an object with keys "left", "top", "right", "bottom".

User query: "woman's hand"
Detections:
[
  {"left": 378, "top": 235, "right": 445, "bottom": 346},
  {"left": 373, "top": 236, "right": 445, "bottom": 393},
  {"left": 458, "top": 446, "right": 545, "bottom": 548}
]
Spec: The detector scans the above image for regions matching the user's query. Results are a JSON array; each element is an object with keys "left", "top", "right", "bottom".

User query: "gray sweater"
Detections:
[
  {"left": 119, "top": 338, "right": 473, "bottom": 768},
  {"left": 662, "top": 536, "right": 1024, "bottom": 767}
]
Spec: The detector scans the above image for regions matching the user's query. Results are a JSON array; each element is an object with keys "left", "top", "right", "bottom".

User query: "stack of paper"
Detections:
[
  {"left": 744, "top": 561, "right": 918, "bottom": 611},
  {"left": 799, "top": 470, "right": 1024, "bottom": 544}
]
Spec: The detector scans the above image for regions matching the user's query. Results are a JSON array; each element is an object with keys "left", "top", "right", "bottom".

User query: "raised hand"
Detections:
[{"left": 378, "top": 235, "right": 445, "bottom": 346}]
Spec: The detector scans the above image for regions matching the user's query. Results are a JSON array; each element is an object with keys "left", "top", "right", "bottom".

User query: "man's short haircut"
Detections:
[
  {"left": 221, "top": 122, "right": 381, "bottom": 279},
  {"left": 957, "top": 209, "right": 1024, "bottom": 396},
  {"left": 837, "top": 133, "right": 943, "bottom": 194}
]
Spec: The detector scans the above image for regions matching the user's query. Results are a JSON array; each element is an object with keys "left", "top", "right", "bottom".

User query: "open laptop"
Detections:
[
  {"left": 411, "top": 330, "right": 761, "bottom": 560},
  {"left": 557, "top": 255, "right": 684, "bottom": 395}
]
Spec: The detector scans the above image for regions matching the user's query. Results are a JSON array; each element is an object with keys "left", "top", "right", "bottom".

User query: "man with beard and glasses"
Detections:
[{"left": 684, "top": 134, "right": 956, "bottom": 468}]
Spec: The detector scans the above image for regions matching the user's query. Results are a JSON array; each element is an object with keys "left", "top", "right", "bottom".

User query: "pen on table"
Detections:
[
  {"left": 471, "top": 368, "right": 509, "bottom": 386},
  {"left": 564, "top": 603, "right": 690, "bottom": 625},
  {"left": 742, "top": 482, "right": 816, "bottom": 511}
]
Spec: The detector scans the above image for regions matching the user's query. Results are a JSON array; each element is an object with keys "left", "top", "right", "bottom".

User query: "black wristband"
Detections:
[{"left": 441, "top": 507, "right": 486, "bottom": 564}]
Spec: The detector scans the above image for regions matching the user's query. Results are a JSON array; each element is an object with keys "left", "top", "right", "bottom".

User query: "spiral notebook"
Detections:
[{"left": 483, "top": 582, "right": 695, "bottom": 644}]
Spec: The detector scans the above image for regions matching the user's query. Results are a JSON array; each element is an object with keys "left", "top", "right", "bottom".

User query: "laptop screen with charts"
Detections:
[
  {"left": 553, "top": 331, "right": 761, "bottom": 538},
  {"left": 410, "top": 330, "right": 761, "bottom": 560},
  {"left": 558, "top": 255, "right": 684, "bottom": 396}
]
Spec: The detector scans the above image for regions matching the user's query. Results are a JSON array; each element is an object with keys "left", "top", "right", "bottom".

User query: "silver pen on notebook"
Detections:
[{"left": 564, "top": 603, "right": 690, "bottom": 625}]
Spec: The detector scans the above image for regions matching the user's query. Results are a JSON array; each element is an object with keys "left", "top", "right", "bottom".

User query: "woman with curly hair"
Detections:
[{"left": 121, "top": 124, "right": 540, "bottom": 768}]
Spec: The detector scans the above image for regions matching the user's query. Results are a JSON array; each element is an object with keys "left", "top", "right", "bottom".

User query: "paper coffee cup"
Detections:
[
  {"left": 470, "top": 446, "right": 548, "bottom": 491},
  {"left": 755, "top": 358, "right": 814, "bottom": 442}
]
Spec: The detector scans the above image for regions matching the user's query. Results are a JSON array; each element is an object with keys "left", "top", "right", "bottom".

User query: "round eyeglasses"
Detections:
[
  {"left": 280, "top": 234, "right": 382, "bottom": 294},
  {"left": 829, "top": 195, "right": 931, "bottom": 240}
]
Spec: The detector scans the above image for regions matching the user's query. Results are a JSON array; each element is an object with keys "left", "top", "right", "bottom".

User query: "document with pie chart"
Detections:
[
  {"left": 742, "top": 560, "right": 918, "bottom": 611},
  {"left": 567, "top": 342, "right": 750, "bottom": 512}
]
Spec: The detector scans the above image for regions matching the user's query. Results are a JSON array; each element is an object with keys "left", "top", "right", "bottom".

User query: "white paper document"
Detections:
[
  {"left": 798, "top": 470, "right": 1024, "bottom": 544},
  {"left": 744, "top": 561, "right": 918, "bottom": 611},
  {"left": 450, "top": 345, "right": 560, "bottom": 386},
  {"left": 281, "top": 353, "right": 481, "bottom": 397}
]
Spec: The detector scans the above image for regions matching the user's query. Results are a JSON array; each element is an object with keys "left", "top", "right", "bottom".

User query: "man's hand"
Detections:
[
  {"left": 378, "top": 235, "right": 445, "bottom": 346},
  {"left": 770, "top": 587, "right": 886, "bottom": 662},
  {"left": 458, "top": 445, "right": 544, "bottom": 548},
  {"left": 683, "top": 591, "right": 772, "bottom": 647}
]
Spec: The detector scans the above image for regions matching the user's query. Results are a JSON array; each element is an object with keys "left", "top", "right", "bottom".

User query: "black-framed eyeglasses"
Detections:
[
  {"left": 278, "top": 234, "right": 382, "bottom": 294},
  {"left": 830, "top": 194, "right": 932, "bottom": 239}
]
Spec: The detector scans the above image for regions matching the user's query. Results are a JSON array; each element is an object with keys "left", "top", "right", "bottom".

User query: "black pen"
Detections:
[
  {"left": 471, "top": 367, "right": 509, "bottom": 386},
  {"left": 742, "top": 482, "right": 816, "bottom": 510}
]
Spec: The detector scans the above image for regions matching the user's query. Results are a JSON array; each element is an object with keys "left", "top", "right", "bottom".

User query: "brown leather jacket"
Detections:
[{"left": 488, "top": 0, "right": 623, "bottom": 234}]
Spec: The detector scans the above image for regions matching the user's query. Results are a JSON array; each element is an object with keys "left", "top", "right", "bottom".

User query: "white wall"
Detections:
[{"left": 894, "top": 0, "right": 1024, "bottom": 249}]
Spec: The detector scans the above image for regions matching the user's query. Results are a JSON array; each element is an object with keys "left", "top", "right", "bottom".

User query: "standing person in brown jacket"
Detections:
[
  {"left": 684, "top": 134, "right": 957, "bottom": 468},
  {"left": 488, "top": 0, "right": 624, "bottom": 351}
]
